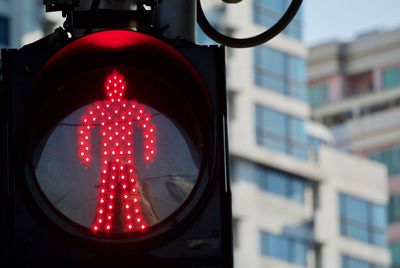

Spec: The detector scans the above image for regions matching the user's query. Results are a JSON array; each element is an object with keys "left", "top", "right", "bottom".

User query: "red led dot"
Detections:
[
  {"left": 94, "top": 226, "right": 98, "bottom": 231},
  {"left": 122, "top": 184, "right": 126, "bottom": 189},
  {"left": 101, "top": 189, "right": 105, "bottom": 193},
  {"left": 106, "top": 225, "right": 111, "bottom": 230},
  {"left": 108, "top": 205, "right": 113, "bottom": 209},
  {"left": 124, "top": 195, "right": 128, "bottom": 199},
  {"left": 98, "top": 219, "right": 102, "bottom": 223},
  {"left": 128, "top": 224, "right": 133, "bottom": 229},
  {"left": 132, "top": 188, "right": 136, "bottom": 193},
  {"left": 100, "top": 199, "right": 104, "bottom": 203},
  {"left": 137, "top": 218, "right": 141, "bottom": 222},
  {"left": 134, "top": 198, "right": 138, "bottom": 203},
  {"left": 127, "top": 215, "right": 131, "bottom": 219},
  {"left": 146, "top": 156, "right": 150, "bottom": 161},
  {"left": 110, "top": 195, "right": 114, "bottom": 199},
  {"left": 135, "top": 209, "right": 139, "bottom": 213},
  {"left": 108, "top": 215, "right": 112, "bottom": 220},
  {"left": 125, "top": 204, "right": 129, "bottom": 209},
  {"left": 141, "top": 225, "right": 145, "bottom": 230},
  {"left": 99, "top": 209, "right": 103, "bottom": 214},
  {"left": 111, "top": 185, "right": 115, "bottom": 189},
  {"left": 85, "top": 157, "right": 90, "bottom": 162}
]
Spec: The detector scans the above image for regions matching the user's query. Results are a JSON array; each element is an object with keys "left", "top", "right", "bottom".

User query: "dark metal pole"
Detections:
[{"left": 155, "top": 0, "right": 196, "bottom": 42}]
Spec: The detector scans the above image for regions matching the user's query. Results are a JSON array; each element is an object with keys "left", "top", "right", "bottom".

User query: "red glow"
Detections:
[{"left": 77, "top": 70, "right": 157, "bottom": 234}]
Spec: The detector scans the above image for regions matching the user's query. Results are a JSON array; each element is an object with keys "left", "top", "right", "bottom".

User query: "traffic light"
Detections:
[{"left": 1, "top": 29, "right": 232, "bottom": 266}]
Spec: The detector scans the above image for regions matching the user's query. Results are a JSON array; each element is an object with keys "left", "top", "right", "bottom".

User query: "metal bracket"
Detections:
[{"left": 44, "top": 0, "right": 158, "bottom": 36}]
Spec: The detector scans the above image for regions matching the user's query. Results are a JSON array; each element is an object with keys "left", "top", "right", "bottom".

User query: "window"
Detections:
[
  {"left": 390, "top": 243, "right": 400, "bottom": 267},
  {"left": 231, "top": 158, "right": 309, "bottom": 203},
  {"left": 253, "top": 0, "right": 302, "bottom": 40},
  {"left": 369, "top": 147, "right": 400, "bottom": 176},
  {"left": 309, "top": 84, "right": 329, "bottom": 107},
  {"left": 339, "top": 194, "right": 387, "bottom": 247},
  {"left": 255, "top": 105, "right": 308, "bottom": 159},
  {"left": 342, "top": 255, "right": 386, "bottom": 268},
  {"left": 388, "top": 196, "right": 400, "bottom": 223},
  {"left": 261, "top": 232, "right": 310, "bottom": 266},
  {"left": 0, "top": 16, "right": 9, "bottom": 46},
  {"left": 254, "top": 46, "right": 306, "bottom": 101},
  {"left": 260, "top": 168, "right": 308, "bottom": 203},
  {"left": 382, "top": 66, "right": 400, "bottom": 90}
]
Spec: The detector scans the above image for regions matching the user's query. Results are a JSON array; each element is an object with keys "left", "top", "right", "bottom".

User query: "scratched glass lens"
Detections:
[{"left": 33, "top": 96, "right": 200, "bottom": 234}]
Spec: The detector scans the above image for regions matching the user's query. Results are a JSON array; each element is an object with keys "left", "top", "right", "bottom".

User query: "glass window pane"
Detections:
[
  {"left": 266, "top": 171, "right": 288, "bottom": 197},
  {"left": 292, "top": 240, "right": 308, "bottom": 266},
  {"left": 290, "top": 179, "right": 305, "bottom": 203},
  {"left": 371, "top": 204, "right": 386, "bottom": 229},
  {"left": 288, "top": 56, "right": 306, "bottom": 83},
  {"left": 346, "top": 224, "right": 369, "bottom": 242},
  {"left": 346, "top": 196, "right": 369, "bottom": 223},
  {"left": 289, "top": 117, "right": 307, "bottom": 143},
  {"left": 382, "top": 67, "right": 400, "bottom": 89},
  {"left": 261, "top": 47, "right": 285, "bottom": 75},
  {"left": 390, "top": 243, "right": 400, "bottom": 265},
  {"left": 372, "top": 232, "right": 386, "bottom": 247}
]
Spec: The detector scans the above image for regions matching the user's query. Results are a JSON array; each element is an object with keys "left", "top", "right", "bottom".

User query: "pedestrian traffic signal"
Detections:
[{"left": 1, "top": 29, "right": 232, "bottom": 266}]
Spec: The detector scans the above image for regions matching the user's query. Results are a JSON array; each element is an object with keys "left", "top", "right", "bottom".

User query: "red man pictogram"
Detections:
[{"left": 77, "top": 70, "right": 156, "bottom": 233}]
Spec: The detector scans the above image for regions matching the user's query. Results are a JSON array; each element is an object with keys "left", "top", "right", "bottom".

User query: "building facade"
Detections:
[
  {"left": 308, "top": 29, "right": 400, "bottom": 268},
  {"left": 1, "top": 0, "right": 392, "bottom": 267},
  {"left": 0, "top": 0, "right": 64, "bottom": 49},
  {"left": 200, "top": 0, "right": 390, "bottom": 267}
]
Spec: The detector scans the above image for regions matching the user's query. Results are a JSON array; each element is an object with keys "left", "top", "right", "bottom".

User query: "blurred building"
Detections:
[
  {"left": 0, "top": 0, "right": 392, "bottom": 267},
  {"left": 199, "top": 1, "right": 390, "bottom": 267},
  {"left": 0, "top": 0, "right": 63, "bottom": 49},
  {"left": 308, "top": 28, "right": 400, "bottom": 268}
]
